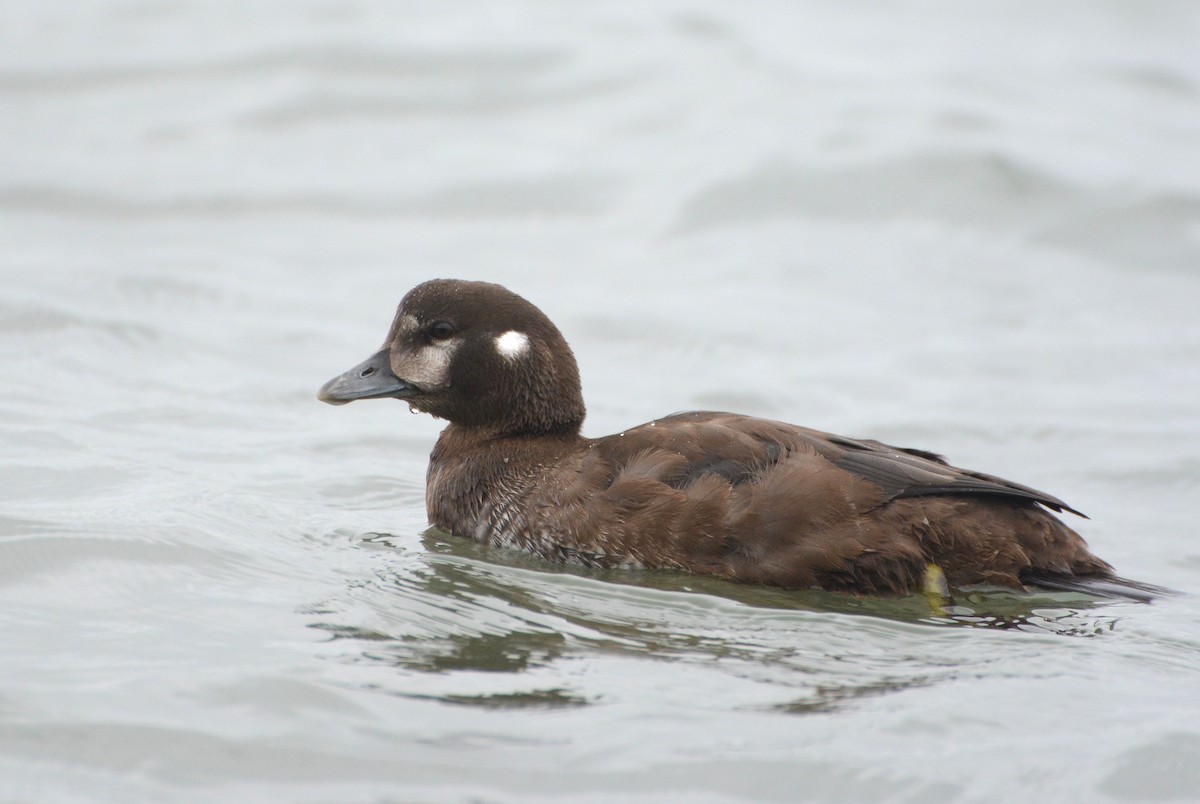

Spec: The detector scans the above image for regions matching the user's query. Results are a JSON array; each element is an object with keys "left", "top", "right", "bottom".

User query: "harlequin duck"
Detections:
[{"left": 319, "top": 279, "right": 1162, "bottom": 599}]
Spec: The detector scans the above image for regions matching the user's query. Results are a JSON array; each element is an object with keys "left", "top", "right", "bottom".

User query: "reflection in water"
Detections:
[
  {"left": 304, "top": 529, "right": 1131, "bottom": 712},
  {"left": 403, "top": 688, "right": 590, "bottom": 710},
  {"left": 367, "top": 629, "right": 568, "bottom": 675},
  {"left": 773, "top": 677, "right": 939, "bottom": 715}
]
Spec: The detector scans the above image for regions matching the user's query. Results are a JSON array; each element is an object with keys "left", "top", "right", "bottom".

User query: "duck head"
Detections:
[{"left": 318, "top": 279, "right": 586, "bottom": 437}]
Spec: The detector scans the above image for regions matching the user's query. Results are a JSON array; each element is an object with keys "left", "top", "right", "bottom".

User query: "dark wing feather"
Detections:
[
  {"left": 826, "top": 435, "right": 1085, "bottom": 518},
  {"left": 605, "top": 412, "right": 1084, "bottom": 518}
]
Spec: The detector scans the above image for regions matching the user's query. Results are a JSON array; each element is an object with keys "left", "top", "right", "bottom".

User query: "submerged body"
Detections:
[{"left": 320, "top": 279, "right": 1145, "bottom": 597}]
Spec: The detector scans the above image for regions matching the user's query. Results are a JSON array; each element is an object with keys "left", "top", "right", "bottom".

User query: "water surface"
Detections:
[{"left": 3, "top": 2, "right": 1200, "bottom": 802}]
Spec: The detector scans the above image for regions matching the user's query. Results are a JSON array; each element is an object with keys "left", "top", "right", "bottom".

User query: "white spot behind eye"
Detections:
[{"left": 494, "top": 330, "right": 530, "bottom": 361}]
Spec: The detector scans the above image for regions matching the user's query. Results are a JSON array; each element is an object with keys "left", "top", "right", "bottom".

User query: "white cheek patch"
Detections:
[
  {"left": 394, "top": 339, "right": 459, "bottom": 389},
  {"left": 494, "top": 330, "right": 530, "bottom": 361}
]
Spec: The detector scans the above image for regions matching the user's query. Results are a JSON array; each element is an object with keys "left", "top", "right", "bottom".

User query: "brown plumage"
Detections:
[{"left": 319, "top": 278, "right": 1157, "bottom": 598}]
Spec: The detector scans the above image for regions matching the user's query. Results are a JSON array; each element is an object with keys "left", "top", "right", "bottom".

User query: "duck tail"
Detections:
[{"left": 1021, "top": 572, "right": 1180, "bottom": 602}]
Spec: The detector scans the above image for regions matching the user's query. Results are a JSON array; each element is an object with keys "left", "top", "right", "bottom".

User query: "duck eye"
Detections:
[{"left": 429, "top": 321, "right": 456, "bottom": 340}]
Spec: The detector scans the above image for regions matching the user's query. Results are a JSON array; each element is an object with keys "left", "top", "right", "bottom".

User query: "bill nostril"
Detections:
[{"left": 360, "top": 366, "right": 377, "bottom": 378}]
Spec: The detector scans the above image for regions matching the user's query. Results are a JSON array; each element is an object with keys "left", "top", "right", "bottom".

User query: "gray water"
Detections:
[{"left": 4, "top": 2, "right": 1200, "bottom": 802}]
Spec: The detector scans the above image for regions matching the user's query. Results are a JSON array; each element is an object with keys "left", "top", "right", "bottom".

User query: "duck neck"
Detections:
[{"left": 426, "top": 423, "right": 584, "bottom": 536}]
